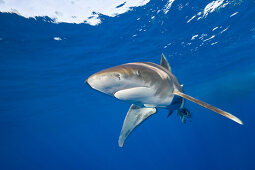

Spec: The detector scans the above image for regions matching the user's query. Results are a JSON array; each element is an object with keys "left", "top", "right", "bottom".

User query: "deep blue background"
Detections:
[{"left": 0, "top": 0, "right": 255, "bottom": 169}]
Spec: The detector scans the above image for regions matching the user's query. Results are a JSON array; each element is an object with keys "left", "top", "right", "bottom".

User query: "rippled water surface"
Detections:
[{"left": 0, "top": 0, "right": 255, "bottom": 169}]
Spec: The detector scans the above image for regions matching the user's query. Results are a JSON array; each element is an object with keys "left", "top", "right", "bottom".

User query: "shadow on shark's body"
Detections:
[{"left": 86, "top": 54, "right": 243, "bottom": 147}]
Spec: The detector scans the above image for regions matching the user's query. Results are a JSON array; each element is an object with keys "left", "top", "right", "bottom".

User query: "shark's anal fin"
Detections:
[
  {"left": 119, "top": 104, "right": 156, "bottom": 147},
  {"left": 173, "top": 90, "right": 243, "bottom": 125},
  {"left": 160, "top": 54, "right": 171, "bottom": 72}
]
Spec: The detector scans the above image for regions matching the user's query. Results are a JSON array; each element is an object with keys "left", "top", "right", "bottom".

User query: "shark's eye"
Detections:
[
  {"left": 136, "top": 70, "right": 141, "bottom": 76},
  {"left": 114, "top": 73, "right": 121, "bottom": 80}
]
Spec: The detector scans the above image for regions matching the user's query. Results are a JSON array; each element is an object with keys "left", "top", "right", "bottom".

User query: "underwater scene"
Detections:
[{"left": 0, "top": 0, "right": 255, "bottom": 169}]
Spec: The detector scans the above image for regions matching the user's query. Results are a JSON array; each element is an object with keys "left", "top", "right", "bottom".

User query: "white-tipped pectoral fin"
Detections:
[{"left": 118, "top": 104, "right": 156, "bottom": 147}]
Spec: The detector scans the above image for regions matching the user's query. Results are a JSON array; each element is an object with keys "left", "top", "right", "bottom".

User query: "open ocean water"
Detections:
[{"left": 0, "top": 0, "right": 255, "bottom": 169}]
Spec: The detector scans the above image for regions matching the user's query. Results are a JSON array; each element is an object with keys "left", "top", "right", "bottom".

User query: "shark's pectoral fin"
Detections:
[
  {"left": 119, "top": 104, "right": 156, "bottom": 147},
  {"left": 173, "top": 90, "right": 243, "bottom": 125}
]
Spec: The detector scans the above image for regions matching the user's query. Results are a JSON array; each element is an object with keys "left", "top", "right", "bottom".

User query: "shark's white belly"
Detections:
[{"left": 114, "top": 87, "right": 174, "bottom": 108}]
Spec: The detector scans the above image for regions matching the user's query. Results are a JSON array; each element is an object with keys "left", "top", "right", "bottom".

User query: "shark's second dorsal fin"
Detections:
[{"left": 160, "top": 54, "right": 171, "bottom": 72}]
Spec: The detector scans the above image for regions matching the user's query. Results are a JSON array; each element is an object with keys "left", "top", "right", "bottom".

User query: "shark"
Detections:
[{"left": 86, "top": 54, "right": 243, "bottom": 147}]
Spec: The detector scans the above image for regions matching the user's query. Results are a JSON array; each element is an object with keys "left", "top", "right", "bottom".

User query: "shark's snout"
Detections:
[
  {"left": 86, "top": 75, "right": 92, "bottom": 85},
  {"left": 85, "top": 77, "right": 90, "bottom": 85},
  {"left": 86, "top": 74, "right": 100, "bottom": 90},
  {"left": 86, "top": 71, "right": 124, "bottom": 95}
]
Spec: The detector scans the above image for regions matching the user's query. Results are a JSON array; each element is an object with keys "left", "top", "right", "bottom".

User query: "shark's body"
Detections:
[{"left": 86, "top": 54, "right": 242, "bottom": 147}]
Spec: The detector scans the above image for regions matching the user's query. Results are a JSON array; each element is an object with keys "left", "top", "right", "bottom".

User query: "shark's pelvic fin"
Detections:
[
  {"left": 160, "top": 54, "right": 171, "bottom": 72},
  {"left": 119, "top": 104, "right": 156, "bottom": 147},
  {"left": 177, "top": 108, "right": 191, "bottom": 123},
  {"left": 173, "top": 90, "right": 243, "bottom": 125},
  {"left": 167, "top": 110, "right": 173, "bottom": 117}
]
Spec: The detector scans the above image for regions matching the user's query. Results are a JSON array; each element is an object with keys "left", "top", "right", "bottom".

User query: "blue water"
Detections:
[{"left": 0, "top": 0, "right": 255, "bottom": 169}]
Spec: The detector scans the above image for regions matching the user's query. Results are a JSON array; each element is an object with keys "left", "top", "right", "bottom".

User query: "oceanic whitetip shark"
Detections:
[{"left": 86, "top": 54, "right": 243, "bottom": 147}]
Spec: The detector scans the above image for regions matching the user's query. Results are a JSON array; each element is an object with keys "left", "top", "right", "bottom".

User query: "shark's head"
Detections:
[
  {"left": 86, "top": 65, "right": 141, "bottom": 96},
  {"left": 87, "top": 70, "right": 121, "bottom": 95}
]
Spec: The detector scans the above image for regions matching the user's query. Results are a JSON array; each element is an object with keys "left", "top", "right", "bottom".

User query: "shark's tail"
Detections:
[{"left": 173, "top": 90, "right": 243, "bottom": 125}]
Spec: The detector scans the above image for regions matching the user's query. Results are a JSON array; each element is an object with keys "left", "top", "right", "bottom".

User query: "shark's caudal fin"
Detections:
[
  {"left": 173, "top": 90, "right": 243, "bottom": 125},
  {"left": 119, "top": 104, "right": 156, "bottom": 147}
]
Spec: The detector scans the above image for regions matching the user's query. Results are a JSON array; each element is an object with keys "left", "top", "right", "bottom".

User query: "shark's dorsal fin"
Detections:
[
  {"left": 173, "top": 90, "right": 243, "bottom": 125},
  {"left": 118, "top": 104, "right": 156, "bottom": 147},
  {"left": 160, "top": 53, "right": 171, "bottom": 72}
]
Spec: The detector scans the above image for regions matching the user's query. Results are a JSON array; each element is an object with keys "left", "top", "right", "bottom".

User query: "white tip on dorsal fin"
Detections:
[
  {"left": 173, "top": 90, "right": 243, "bottom": 125},
  {"left": 160, "top": 53, "right": 171, "bottom": 72},
  {"left": 118, "top": 104, "right": 156, "bottom": 147}
]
